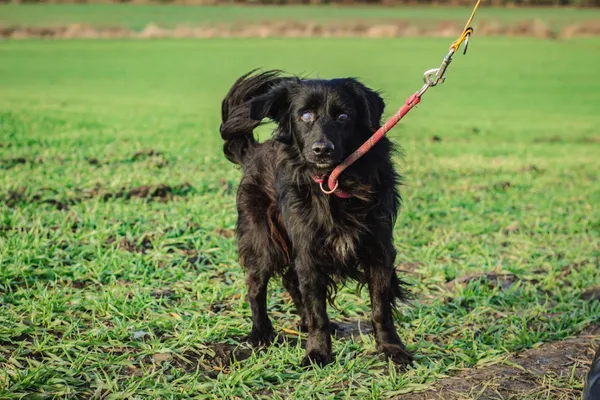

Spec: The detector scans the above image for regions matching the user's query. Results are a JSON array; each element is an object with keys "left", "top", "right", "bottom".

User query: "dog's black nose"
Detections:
[{"left": 312, "top": 142, "right": 334, "bottom": 157}]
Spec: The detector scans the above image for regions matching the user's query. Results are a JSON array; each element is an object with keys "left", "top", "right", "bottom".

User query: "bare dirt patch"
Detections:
[
  {"left": 183, "top": 249, "right": 213, "bottom": 268},
  {"left": 2, "top": 19, "right": 599, "bottom": 40},
  {"left": 519, "top": 164, "right": 542, "bottom": 173},
  {"left": 558, "top": 260, "right": 595, "bottom": 282},
  {"left": 130, "top": 149, "right": 170, "bottom": 168},
  {"left": 445, "top": 272, "right": 518, "bottom": 291},
  {"left": 84, "top": 149, "right": 169, "bottom": 167},
  {"left": 331, "top": 319, "right": 374, "bottom": 338},
  {"left": 86, "top": 157, "right": 101, "bottom": 166},
  {"left": 168, "top": 342, "right": 253, "bottom": 374},
  {"left": 107, "top": 183, "right": 194, "bottom": 202},
  {"left": 0, "top": 156, "right": 46, "bottom": 170},
  {"left": 106, "top": 234, "right": 154, "bottom": 254},
  {"left": 582, "top": 286, "right": 600, "bottom": 302},
  {"left": 70, "top": 280, "right": 92, "bottom": 289},
  {"left": 406, "top": 325, "right": 600, "bottom": 400},
  {"left": 578, "top": 136, "right": 600, "bottom": 144},
  {"left": 1, "top": 157, "right": 27, "bottom": 169},
  {"left": 2, "top": 182, "right": 195, "bottom": 209},
  {"left": 209, "top": 301, "right": 233, "bottom": 314},
  {"left": 151, "top": 288, "right": 177, "bottom": 299},
  {"left": 469, "top": 180, "right": 512, "bottom": 193},
  {"left": 215, "top": 228, "right": 235, "bottom": 238},
  {"left": 131, "top": 148, "right": 163, "bottom": 161},
  {"left": 397, "top": 261, "right": 425, "bottom": 275},
  {"left": 561, "top": 21, "right": 600, "bottom": 39}
]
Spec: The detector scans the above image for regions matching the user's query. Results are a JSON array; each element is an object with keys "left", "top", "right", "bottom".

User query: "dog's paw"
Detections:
[
  {"left": 300, "top": 351, "right": 332, "bottom": 368},
  {"left": 249, "top": 327, "right": 275, "bottom": 348},
  {"left": 378, "top": 343, "right": 414, "bottom": 366}
]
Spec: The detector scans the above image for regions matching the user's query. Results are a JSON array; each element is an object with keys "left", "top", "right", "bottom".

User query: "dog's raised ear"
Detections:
[{"left": 345, "top": 78, "right": 385, "bottom": 132}]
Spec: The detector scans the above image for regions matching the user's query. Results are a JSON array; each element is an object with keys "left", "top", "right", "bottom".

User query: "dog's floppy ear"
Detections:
[
  {"left": 345, "top": 78, "right": 385, "bottom": 132},
  {"left": 249, "top": 79, "right": 299, "bottom": 122},
  {"left": 249, "top": 79, "right": 298, "bottom": 143}
]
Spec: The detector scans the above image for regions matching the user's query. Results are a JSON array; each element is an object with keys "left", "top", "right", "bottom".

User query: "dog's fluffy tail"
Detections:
[{"left": 219, "top": 69, "right": 283, "bottom": 165}]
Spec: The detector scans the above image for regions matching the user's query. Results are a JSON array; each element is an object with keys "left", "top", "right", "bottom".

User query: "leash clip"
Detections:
[
  {"left": 418, "top": 48, "right": 454, "bottom": 97},
  {"left": 463, "top": 31, "right": 471, "bottom": 55},
  {"left": 419, "top": 27, "right": 474, "bottom": 96}
]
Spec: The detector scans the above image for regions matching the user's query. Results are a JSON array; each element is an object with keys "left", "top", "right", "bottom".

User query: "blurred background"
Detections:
[{"left": 1, "top": 0, "right": 599, "bottom": 399}]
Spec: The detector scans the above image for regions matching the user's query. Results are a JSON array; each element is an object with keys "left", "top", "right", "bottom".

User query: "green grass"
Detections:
[
  {"left": 1, "top": 36, "right": 599, "bottom": 398},
  {"left": 1, "top": 4, "right": 600, "bottom": 31}
]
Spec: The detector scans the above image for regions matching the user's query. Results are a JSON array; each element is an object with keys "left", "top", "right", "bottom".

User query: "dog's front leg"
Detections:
[
  {"left": 296, "top": 261, "right": 332, "bottom": 367},
  {"left": 367, "top": 264, "right": 413, "bottom": 366}
]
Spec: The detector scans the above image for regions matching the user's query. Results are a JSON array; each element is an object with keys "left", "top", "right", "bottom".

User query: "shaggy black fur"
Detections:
[{"left": 219, "top": 69, "right": 413, "bottom": 367}]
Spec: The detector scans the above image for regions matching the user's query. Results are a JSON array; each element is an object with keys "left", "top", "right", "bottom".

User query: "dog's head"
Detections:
[{"left": 249, "top": 76, "right": 385, "bottom": 172}]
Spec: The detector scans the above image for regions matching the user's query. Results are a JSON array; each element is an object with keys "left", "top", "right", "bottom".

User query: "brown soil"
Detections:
[
  {"left": 519, "top": 164, "right": 542, "bottom": 173},
  {"left": 582, "top": 286, "right": 600, "bottom": 301},
  {"left": 150, "top": 288, "right": 178, "bottom": 299},
  {"left": 106, "top": 234, "right": 154, "bottom": 253},
  {"left": 331, "top": 319, "right": 374, "bottom": 338},
  {"left": 129, "top": 149, "right": 170, "bottom": 167},
  {"left": 86, "top": 157, "right": 101, "bottom": 166},
  {"left": 183, "top": 249, "right": 213, "bottom": 267},
  {"left": 470, "top": 180, "right": 512, "bottom": 192},
  {"left": 215, "top": 228, "right": 235, "bottom": 238},
  {"left": 131, "top": 148, "right": 164, "bottom": 161},
  {"left": 445, "top": 272, "right": 518, "bottom": 291},
  {"left": 397, "top": 261, "right": 425, "bottom": 275},
  {"left": 404, "top": 325, "right": 600, "bottom": 400},
  {"left": 2, "top": 20, "right": 600, "bottom": 39},
  {"left": 209, "top": 301, "right": 233, "bottom": 313},
  {"left": 562, "top": 20, "right": 600, "bottom": 38},
  {"left": 0, "top": 156, "right": 45, "bottom": 170},
  {"left": 123, "top": 340, "right": 253, "bottom": 377},
  {"left": 2, "top": 182, "right": 195, "bottom": 209}
]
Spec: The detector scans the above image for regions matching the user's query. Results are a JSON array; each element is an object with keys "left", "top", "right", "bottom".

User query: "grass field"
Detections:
[
  {"left": 2, "top": 4, "right": 600, "bottom": 30},
  {"left": 1, "top": 35, "right": 599, "bottom": 398}
]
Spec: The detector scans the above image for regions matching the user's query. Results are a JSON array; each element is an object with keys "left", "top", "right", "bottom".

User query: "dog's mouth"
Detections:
[
  {"left": 310, "top": 160, "right": 339, "bottom": 171},
  {"left": 304, "top": 150, "right": 341, "bottom": 172}
]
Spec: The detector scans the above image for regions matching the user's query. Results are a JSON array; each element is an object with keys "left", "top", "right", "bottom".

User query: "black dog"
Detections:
[{"left": 219, "top": 69, "right": 412, "bottom": 367}]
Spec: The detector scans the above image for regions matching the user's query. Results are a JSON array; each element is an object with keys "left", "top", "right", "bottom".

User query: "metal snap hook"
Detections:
[
  {"left": 423, "top": 68, "right": 440, "bottom": 87},
  {"left": 463, "top": 30, "right": 472, "bottom": 55}
]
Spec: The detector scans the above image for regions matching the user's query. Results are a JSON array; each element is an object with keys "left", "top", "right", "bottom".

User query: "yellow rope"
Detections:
[{"left": 449, "top": 0, "right": 482, "bottom": 53}]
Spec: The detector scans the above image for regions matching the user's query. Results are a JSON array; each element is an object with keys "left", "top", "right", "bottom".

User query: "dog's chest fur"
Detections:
[{"left": 281, "top": 187, "right": 370, "bottom": 266}]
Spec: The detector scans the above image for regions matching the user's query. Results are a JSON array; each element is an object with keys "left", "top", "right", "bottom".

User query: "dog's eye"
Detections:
[
  {"left": 301, "top": 111, "right": 314, "bottom": 123},
  {"left": 337, "top": 113, "right": 349, "bottom": 121}
]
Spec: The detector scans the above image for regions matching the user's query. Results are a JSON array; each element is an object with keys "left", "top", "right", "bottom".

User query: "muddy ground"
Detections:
[{"left": 404, "top": 325, "right": 600, "bottom": 399}]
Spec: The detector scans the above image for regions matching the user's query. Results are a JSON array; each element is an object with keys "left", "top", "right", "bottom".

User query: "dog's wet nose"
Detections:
[{"left": 312, "top": 142, "right": 334, "bottom": 157}]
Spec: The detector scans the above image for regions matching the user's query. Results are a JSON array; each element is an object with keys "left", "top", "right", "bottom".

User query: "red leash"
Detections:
[
  {"left": 315, "top": 0, "right": 480, "bottom": 198},
  {"left": 315, "top": 92, "right": 422, "bottom": 198}
]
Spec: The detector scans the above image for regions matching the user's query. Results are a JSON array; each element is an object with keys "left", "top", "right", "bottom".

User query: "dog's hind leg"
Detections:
[
  {"left": 365, "top": 246, "right": 413, "bottom": 366},
  {"left": 245, "top": 263, "right": 275, "bottom": 347}
]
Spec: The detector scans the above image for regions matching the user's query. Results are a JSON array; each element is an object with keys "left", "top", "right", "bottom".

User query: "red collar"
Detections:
[{"left": 311, "top": 175, "right": 351, "bottom": 198}]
